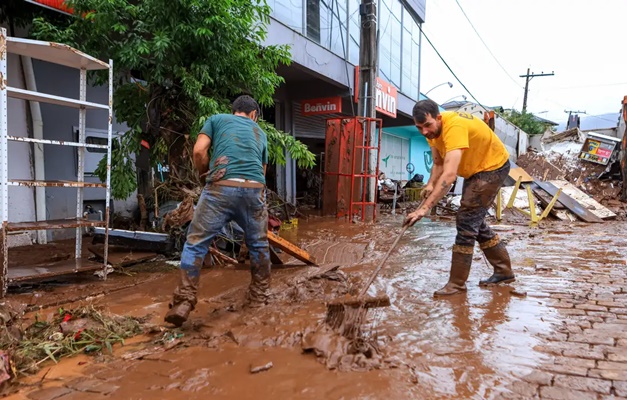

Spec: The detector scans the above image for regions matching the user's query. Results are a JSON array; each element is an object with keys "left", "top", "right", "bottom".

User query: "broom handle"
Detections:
[
  {"left": 358, "top": 224, "right": 408, "bottom": 298},
  {"left": 359, "top": 198, "right": 428, "bottom": 298}
]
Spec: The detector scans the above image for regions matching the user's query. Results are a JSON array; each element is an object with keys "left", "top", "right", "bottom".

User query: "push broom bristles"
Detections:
[{"left": 325, "top": 295, "right": 391, "bottom": 338}]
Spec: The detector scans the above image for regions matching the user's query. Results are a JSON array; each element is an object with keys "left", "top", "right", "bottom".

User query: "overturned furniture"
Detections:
[{"left": 0, "top": 29, "right": 113, "bottom": 296}]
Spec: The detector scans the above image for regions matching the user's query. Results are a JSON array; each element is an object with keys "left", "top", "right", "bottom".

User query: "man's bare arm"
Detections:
[
  {"left": 426, "top": 146, "right": 444, "bottom": 187},
  {"left": 420, "top": 149, "right": 462, "bottom": 210},
  {"left": 193, "top": 135, "right": 211, "bottom": 176},
  {"left": 263, "top": 164, "right": 267, "bottom": 176}
]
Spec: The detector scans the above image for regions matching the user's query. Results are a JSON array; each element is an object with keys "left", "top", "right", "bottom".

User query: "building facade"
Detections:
[{"left": 263, "top": 0, "right": 430, "bottom": 204}]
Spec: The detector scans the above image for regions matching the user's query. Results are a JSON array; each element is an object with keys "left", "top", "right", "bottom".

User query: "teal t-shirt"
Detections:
[{"left": 199, "top": 114, "right": 268, "bottom": 184}]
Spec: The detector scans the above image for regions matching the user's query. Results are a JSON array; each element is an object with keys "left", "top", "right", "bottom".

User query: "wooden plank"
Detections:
[
  {"left": 549, "top": 180, "right": 616, "bottom": 220},
  {"left": 533, "top": 181, "right": 603, "bottom": 223},
  {"left": 267, "top": 231, "right": 317, "bottom": 266},
  {"left": 509, "top": 167, "right": 534, "bottom": 183},
  {"left": 88, "top": 245, "right": 157, "bottom": 268}
]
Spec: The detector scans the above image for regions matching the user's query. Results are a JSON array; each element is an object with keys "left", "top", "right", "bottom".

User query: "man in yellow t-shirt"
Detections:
[{"left": 404, "top": 99, "right": 515, "bottom": 296}]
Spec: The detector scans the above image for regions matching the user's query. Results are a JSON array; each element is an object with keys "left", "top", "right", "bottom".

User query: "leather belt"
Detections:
[{"left": 213, "top": 180, "right": 264, "bottom": 188}]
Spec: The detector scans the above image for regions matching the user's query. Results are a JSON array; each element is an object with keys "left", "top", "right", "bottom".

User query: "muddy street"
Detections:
[{"left": 3, "top": 216, "right": 627, "bottom": 400}]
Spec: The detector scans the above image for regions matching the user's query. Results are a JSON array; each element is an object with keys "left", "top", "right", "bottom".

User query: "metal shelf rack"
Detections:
[{"left": 0, "top": 28, "right": 113, "bottom": 296}]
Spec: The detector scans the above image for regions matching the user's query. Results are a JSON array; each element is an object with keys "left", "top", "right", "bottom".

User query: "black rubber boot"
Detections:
[
  {"left": 479, "top": 240, "right": 515, "bottom": 286},
  {"left": 434, "top": 249, "right": 473, "bottom": 296}
]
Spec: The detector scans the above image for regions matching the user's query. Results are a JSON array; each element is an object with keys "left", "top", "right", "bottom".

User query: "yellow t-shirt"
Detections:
[{"left": 426, "top": 111, "right": 509, "bottom": 179}]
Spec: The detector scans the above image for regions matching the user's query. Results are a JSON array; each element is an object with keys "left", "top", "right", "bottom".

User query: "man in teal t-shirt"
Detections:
[{"left": 165, "top": 95, "right": 272, "bottom": 327}]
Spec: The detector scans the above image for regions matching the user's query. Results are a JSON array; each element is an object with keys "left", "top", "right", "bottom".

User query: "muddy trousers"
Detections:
[
  {"left": 168, "top": 184, "right": 271, "bottom": 317},
  {"left": 435, "top": 161, "right": 514, "bottom": 296}
]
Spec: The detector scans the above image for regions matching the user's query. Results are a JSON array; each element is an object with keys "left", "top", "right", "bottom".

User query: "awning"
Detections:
[{"left": 24, "top": 0, "right": 73, "bottom": 15}]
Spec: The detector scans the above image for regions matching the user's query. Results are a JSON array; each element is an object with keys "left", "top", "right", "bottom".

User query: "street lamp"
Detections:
[
  {"left": 442, "top": 95, "right": 467, "bottom": 104},
  {"left": 425, "top": 81, "right": 453, "bottom": 96}
]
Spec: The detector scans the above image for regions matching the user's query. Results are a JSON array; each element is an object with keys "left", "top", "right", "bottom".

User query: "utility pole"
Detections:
[
  {"left": 520, "top": 68, "right": 554, "bottom": 113},
  {"left": 358, "top": 0, "right": 377, "bottom": 204},
  {"left": 564, "top": 109, "right": 586, "bottom": 130}
]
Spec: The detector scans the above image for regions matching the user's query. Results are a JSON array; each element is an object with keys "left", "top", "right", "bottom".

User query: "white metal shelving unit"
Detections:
[{"left": 0, "top": 28, "right": 112, "bottom": 296}]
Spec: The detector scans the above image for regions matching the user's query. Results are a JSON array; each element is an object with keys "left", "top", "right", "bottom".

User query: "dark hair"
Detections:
[
  {"left": 232, "top": 95, "right": 260, "bottom": 115},
  {"left": 412, "top": 99, "right": 440, "bottom": 123}
]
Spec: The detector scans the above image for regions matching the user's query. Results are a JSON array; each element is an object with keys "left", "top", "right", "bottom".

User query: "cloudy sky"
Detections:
[{"left": 419, "top": 0, "right": 627, "bottom": 128}]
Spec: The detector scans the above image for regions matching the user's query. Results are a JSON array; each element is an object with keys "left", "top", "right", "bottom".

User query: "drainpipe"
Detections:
[{"left": 21, "top": 56, "right": 47, "bottom": 244}]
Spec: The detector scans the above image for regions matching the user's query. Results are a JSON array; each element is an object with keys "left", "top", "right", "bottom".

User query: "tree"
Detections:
[
  {"left": 30, "top": 0, "right": 316, "bottom": 199},
  {"left": 501, "top": 109, "right": 549, "bottom": 136}
]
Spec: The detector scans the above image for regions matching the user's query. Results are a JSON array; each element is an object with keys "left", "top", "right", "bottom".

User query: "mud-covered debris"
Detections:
[
  {"left": 0, "top": 305, "right": 145, "bottom": 377},
  {"left": 0, "top": 301, "right": 27, "bottom": 326},
  {"left": 510, "top": 289, "right": 528, "bottom": 297},
  {"left": 250, "top": 362, "right": 273, "bottom": 374}
]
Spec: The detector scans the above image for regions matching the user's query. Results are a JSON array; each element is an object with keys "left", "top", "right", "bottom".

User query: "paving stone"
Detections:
[
  {"left": 554, "top": 356, "right": 596, "bottom": 369},
  {"left": 559, "top": 308, "right": 587, "bottom": 316},
  {"left": 563, "top": 346, "right": 605, "bottom": 360},
  {"left": 554, "top": 302, "right": 575, "bottom": 309},
  {"left": 576, "top": 304, "right": 609, "bottom": 312},
  {"left": 550, "top": 293, "right": 575, "bottom": 300},
  {"left": 589, "top": 369, "right": 627, "bottom": 381},
  {"left": 553, "top": 375, "right": 611, "bottom": 394},
  {"left": 507, "top": 380, "right": 538, "bottom": 397},
  {"left": 593, "top": 323, "right": 627, "bottom": 331},
  {"left": 615, "top": 381, "right": 627, "bottom": 397},
  {"left": 606, "top": 348, "right": 627, "bottom": 362},
  {"left": 598, "top": 301, "right": 624, "bottom": 308},
  {"left": 587, "top": 311, "right": 617, "bottom": 319},
  {"left": 611, "top": 308, "right": 627, "bottom": 315},
  {"left": 598, "top": 361, "right": 627, "bottom": 370},
  {"left": 519, "top": 370, "right": 553, "bottom": 386},
  {"left": 618, "top": 339, "right": 627, "bottom": 347},
  {"left": 539, "top": 386, "right": 597, "bottom": 400},
  {"left": 27, "top": 387, "right": 74, "bottom": 400},
  {"left": 540, "top": 363, "right": 588, "bottom": 377},
  {"left": 569, "top": 333, "right": 615, "bottom": 346}
]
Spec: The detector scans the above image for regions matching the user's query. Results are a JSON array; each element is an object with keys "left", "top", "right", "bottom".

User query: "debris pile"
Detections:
[
  {"left": 517, "top": 128, "right": 625, "bottom": 219},
  {"left": 0, "top": 305, "right": 145, "bottom": 383}
]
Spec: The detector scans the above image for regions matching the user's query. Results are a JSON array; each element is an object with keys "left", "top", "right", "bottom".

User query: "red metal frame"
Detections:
[{"left": 324, "top": 116, "right": 382, "bottom": 222}]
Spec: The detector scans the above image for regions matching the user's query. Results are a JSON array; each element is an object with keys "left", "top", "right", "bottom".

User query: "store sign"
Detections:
[
  {"left": 25, "top": 0, "right": 73, "bottom": 14},
  {"left": 354, "top": 67, "right": 398, "bottom": 118},
  {"left": 579, "top": 134, "right": 619, "bottom": 166},
  {"left": 301, "top": 96, "right": 342, "bottom": 116}
]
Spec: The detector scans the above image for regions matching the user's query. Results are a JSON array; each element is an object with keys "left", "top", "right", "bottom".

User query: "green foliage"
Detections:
[
  {"left": 259, "top": 120, "right": 316, "bottom": 169},
  {"left": 500, "top": 109, "right": 548, "bottom": 136},
  {"left": 30, "top": 0, "right": 315, "bottom": 199}
]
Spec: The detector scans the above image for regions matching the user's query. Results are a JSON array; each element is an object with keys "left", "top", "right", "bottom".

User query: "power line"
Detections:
[
  {"left": 418, "top": 25, "right": 487, "bottom": 110},
  {"left": 453, "top": 0, "right": 522, "bottom": 89}
]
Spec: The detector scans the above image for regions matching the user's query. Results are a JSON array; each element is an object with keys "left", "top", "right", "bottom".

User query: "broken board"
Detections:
[
  {"left": 549, "top": 180, "right": 616, "bottom": 220},
  {"left": 267, "top": 231, "right": 317, "bottom": 266},
  {"left": 88, "top": 245, "right": 157, "bottom": 268},
  {"left": 533, "top": 181, "right": 603, "bottom": 223},
  {"left": 509, "top": 167, "right": 534, "bottom": 183}
]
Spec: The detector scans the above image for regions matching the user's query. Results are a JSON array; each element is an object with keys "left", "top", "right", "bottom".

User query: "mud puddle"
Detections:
[{"left": 4, "top": 216, "right": 627, "bottom": 399}]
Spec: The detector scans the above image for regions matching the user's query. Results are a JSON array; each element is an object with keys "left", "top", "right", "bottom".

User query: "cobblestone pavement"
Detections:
[{"left": 7, "top": 219, "right": 627, "bottom": 400}]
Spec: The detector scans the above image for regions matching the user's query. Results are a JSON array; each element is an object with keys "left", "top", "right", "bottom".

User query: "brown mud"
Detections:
[{"left": 2, "top": 216, "right": 627, "bottom": 399}]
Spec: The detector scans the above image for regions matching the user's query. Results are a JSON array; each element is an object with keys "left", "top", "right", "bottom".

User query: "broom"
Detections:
[{"left": 325, "top": 225, "right": 414, "bottom": 338}]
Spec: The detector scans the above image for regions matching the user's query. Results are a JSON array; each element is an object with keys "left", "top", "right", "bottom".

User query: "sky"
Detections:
[{"left": 419, "top": 0, "right": 627, "bottom": 128}]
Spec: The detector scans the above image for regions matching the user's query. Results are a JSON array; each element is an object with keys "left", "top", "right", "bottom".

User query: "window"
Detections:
[
  {"left": 307, "top": 0, "right": 349, "bottom": 57},
  {"left": 269, "top": 0, "right": 304, "bottom": 33},
  {"left": 348, "top": 0, "right": 360, "bottom": 64},
  {"left": 86, "top": 136, "right": 108, "bottom": 153}
]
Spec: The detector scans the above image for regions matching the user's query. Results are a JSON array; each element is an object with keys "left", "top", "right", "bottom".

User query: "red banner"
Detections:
[
  {"left": 301, "top": 96, "right": 342, "bottom": 116},
  {"left": 27, "top": 0, "right": 73, "bottom": 14},
  {"left": 354, "top": 66, "right": 398, "bottom": 118}
]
